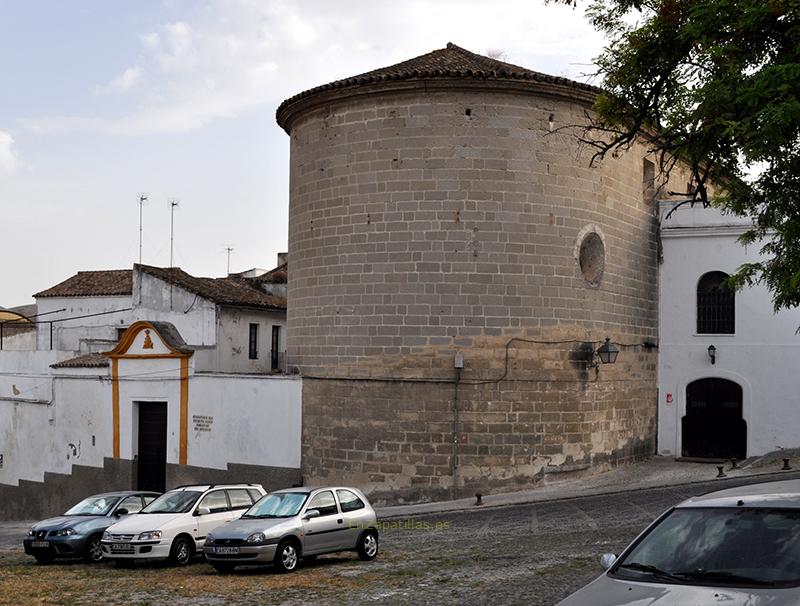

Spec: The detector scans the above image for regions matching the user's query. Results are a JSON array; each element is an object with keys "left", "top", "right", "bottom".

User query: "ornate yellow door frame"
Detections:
[{"left": 104, "top": 321, "right": 193, "bottom": 464}]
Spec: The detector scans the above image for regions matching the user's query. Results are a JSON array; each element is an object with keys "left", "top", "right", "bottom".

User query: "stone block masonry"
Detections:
[
  {"left": 301, "top": 329, "right": 656, "bottom": 504},
  {"left": 279, "top": 46, "right": 680, "bottom": 503}
]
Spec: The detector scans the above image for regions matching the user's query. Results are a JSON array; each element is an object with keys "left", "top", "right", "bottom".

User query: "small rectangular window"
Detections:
[
  {"left": 248, "top": 323, "right": 259, "bottom": 359},
  {"left": 271, "top": 325, "right": 281, "bottom": 370}
]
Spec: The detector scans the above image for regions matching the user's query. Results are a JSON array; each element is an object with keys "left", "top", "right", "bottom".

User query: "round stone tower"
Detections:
[{"left": 277, "top": 43, "right": 661, "bottom": 503}]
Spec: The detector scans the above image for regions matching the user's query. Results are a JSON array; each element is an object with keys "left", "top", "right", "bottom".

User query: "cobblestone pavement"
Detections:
[{"left": 2, "top": 473, "right": 799, "bottom": 606}]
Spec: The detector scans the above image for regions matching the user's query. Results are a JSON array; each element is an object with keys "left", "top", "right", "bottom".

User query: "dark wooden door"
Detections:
[
  {"left": 137, "top": 403, "right": 167, "bottom": 492},
  {"left": 682, "top": 378, "right": 746, "bottom": 460}
]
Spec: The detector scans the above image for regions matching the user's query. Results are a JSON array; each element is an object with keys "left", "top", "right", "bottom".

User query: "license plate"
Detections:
[
  {"left": 213, "top": 546, "right": 239, "bottom": 555},
  {"left": 110, "top": 543, "right": 133, "bottom": 552},
  {"left": 30, "top": 541, "right": 49, "bottom": 548}
]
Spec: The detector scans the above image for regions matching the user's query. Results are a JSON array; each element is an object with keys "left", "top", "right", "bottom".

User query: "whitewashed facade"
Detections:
[
  {"left": 0, "top": 261, "right": 297, "bottom": 519},
  {"left": 658, "top": 200, "right": 800, "bottom": 459}
]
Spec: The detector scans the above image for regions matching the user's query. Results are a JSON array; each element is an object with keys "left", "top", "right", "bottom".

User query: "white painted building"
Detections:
[
  {"left": 0, "top": 258, "right": 298, "bottom": 519},
  {"left": 658, "top": 200, "right": 800, "bottom": 460}
]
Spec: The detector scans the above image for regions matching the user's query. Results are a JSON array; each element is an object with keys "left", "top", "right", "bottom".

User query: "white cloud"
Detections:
[
  {"left": 95, "top": 66, "right": 143, "bottom": 94},
  {"left": 0, "top": 130, "right": 19, "bottom": 174},
  {"left": 22, "top": 0, "right": 604, "bottom": 137}
]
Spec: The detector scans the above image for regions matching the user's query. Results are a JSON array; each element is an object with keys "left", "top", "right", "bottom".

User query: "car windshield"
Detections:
[
  {"left": 242, "top": 493, "right": 308, "bottom": 518},
  {"left": 64, "top": 495, "right": 118, "bottom": 516},
  {"left": 140, "top": 490, "right": 202, "bottom": 514},
  {"left": 612, "top": 507, "right": 800, "bottom": 587}
]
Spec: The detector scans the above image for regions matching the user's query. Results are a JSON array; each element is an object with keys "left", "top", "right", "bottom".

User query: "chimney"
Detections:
[{"left": 277, "top": 252, "right": 288, "bottom": 266}]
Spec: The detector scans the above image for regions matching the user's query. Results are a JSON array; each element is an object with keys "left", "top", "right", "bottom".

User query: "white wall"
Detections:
[
  {"left": 188, "top": 374, "right": 301, "bottom": 469},
  {"left": 658, "top": 201, "right": 800, "bottom": 457},
  {"left": 0, "top": 329, "right": 36, "bottom": 351},
  {"left": 211, "top": 308, "right": 287, "bottom": 374},
  {"left": 35, "top": 295, "right": 132, "bottom": 352},
  {"left": 0, "top": 352, "right": 110, "bottom": 486},
  {"left": 1, "top": 349, "right": 302, "bottom": 488},
  {"left": 133, "top": 271, "right": 217, "bottom": 347}
]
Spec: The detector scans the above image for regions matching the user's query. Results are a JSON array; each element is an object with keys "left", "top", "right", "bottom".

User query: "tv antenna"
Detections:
[
  {"left": 169, "top": 199, "right": 180, "bottom": 268},
  {"left": 225, "top": 247, "right": 234, "bottom": 275},
  {"left": 137, "top": 193, "right": 148, "bottom": 265}
]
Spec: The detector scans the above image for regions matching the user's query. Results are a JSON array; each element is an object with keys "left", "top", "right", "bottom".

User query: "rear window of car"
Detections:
[
  {"left": 337, "top": 489, "right": 365, "bottom": 513},
  {"left": 247, "top": 489, "right": 262, "bottom": 503},
  {"left": 227, "top": 489, "right": 253, "bottom": 510}
]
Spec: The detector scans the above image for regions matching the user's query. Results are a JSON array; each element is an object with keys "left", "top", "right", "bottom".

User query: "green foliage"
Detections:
[{"left": 560, "top": 0, "right": 800, "bottom": 309}]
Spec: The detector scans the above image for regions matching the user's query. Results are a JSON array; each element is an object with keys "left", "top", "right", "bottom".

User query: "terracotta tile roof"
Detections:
[
  {"left": 252, "top": 263, "right": 287, "bottom": 285},
  {"left": 51, "top": 352, "right": 110, "bottom": 369},
  {"left": 35, "top": 270, "right": 133, "bottom": 298},
  {"left": 137, "top": 265, "right": 286, "bottom": 310},
  {"left": 277, "top": 43, "right": 599, "bottom": 127}
]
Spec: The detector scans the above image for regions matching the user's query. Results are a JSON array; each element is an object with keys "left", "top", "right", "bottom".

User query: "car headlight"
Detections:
[
  {"left": 206, "top": 533, "right": 215, "bottom": 543},
  {"left": 246, "top": 532, "right": 266, "bottom": 544},
  {"left": 137, "top": 530, "right": 162, "bottom": 541},
  {"left": 56, "top": 528, "right": 76, "bottom": 536},
  {"left": 27, "top": 528, "right": 36, "bottom": 536},
  {"left": 102, "top": 531, "right": 111, "bottom": 541}
]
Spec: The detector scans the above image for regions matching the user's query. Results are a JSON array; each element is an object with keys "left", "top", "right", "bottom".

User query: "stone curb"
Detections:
[{"left": 376, "top": 467, "right": 800, "bottom": 520}]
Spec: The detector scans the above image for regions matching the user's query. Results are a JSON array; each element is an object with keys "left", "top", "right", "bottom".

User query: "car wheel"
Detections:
[
  {"left": 357, "top": 530, "right": 379, "bottom": 561},
  {"left": 169, "top": 536, "right": 193, "bottom": 566},
  {"left": 212, "top": 563, "right": 236, "bottom": 574},
  {"left": 83, "top": 534, "right": 104, "bottom": 563},
  {"left": 33, "top": 553, "right": 55, "bottom": 565},
  {"left": 273, "top": 539, "right": 299, "bottom": 573}
]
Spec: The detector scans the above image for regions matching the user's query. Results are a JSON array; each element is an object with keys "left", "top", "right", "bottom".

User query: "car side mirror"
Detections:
[
  {"left": 195, "top": 507, "right": 211, "bottom": 516},
  {"left": 302, "top": 510, "right": 320, "bottom": 520},
  {"left": 600, "top": 553, "right": 617, "bottom": 570},
  {"left": 114, "top": 508, "right": 129, "bottom": 517}
]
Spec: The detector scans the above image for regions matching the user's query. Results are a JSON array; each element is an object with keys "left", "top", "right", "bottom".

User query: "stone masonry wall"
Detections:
[
  {"left": 286, "top": 85, "right": 673, "bottom": 502},
  {"left": 302, "top": 328, "right": 657, "bottom": 504}
]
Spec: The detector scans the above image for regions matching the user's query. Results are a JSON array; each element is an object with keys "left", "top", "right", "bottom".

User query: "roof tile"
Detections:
[
  {"left": 34, "top": 270, "right": 132, "bottom": 298},
  {"left": 51, "top": 352, "right": 110, "bottom": 369},
  {"left": 137, "top": 265, "right": 286, "bottom": 310},
  {"left": 277, "top": 43, "right": 599, "bottom": 127}
]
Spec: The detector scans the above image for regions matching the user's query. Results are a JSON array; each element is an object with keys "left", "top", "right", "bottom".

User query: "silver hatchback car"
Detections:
[
  {"left": 558, "top": 478, "right": 800, "bottom": 605},
  {"left": 203, "top": 486, "right": 379, "bottom": 573}
]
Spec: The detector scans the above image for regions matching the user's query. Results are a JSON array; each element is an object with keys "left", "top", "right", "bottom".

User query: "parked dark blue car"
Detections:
[{"left": 24, "top": 491, "right": 159, "bottom": 563}]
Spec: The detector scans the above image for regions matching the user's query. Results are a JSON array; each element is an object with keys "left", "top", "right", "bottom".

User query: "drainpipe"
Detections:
[{"left": 451, "top": 352, "right": 464, "bottom": 500}]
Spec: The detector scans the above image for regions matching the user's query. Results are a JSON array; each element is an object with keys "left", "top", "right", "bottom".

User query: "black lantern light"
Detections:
[
  {"left": 707, "top": 344, "right": 716, "bottom": 365},
  {"left": 596, "top": 337, "right": 619, "bottom": 365}
]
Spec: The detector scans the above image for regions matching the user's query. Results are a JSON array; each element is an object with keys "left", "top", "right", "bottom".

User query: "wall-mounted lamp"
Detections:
[
  {"left": 707, "top": 344, "right": 716, "bottom": 365},
  {"left": 589, "top": 337, "right": 620, "bottom": 369},
  {"left": 454, "top": 351, "right": 464, "bottom": 370},
  {"left": 596, "top": 337, "right": 620, "bottom": 365}
]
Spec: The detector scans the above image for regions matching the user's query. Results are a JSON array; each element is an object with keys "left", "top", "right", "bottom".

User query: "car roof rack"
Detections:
[{"left": 170, "top": 483, "right": 261, "bottom": 490}]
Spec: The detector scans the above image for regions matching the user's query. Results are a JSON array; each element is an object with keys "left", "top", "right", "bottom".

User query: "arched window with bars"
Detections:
[{"left": 696, "top": 271, "right": 735, "bottom": 334}]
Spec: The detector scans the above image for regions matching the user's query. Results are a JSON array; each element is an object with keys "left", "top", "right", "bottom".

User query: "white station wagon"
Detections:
[{"left": 101, "top": 484, "right": 265, "bottom": 565}]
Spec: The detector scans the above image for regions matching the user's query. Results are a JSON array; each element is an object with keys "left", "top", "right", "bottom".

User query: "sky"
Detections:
[{"left": 0, "top": 0, "right": 606, "bottom": 306}]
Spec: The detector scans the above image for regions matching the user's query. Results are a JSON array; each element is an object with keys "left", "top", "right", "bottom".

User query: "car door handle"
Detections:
[{"left": 337, "top": 519, "right": 343, "bottom": 524}]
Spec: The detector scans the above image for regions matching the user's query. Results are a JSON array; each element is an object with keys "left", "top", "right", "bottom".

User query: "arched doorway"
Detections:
[{"left": 682, "top": 378, "right": 746, "bottom": 459}]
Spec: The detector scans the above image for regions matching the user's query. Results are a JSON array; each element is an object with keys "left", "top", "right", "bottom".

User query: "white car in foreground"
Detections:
[{"left": 101, "top": 484, "right": 265, "bottom": 565}]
